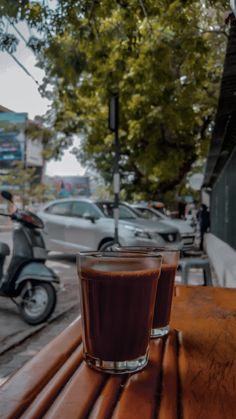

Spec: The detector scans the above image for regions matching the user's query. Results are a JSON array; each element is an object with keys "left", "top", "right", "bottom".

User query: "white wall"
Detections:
[{"left": 205, "top": 233, "right": 236, "bottom": 288}]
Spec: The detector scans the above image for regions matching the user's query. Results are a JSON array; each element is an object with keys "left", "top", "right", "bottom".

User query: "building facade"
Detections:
[{"left": 203, "top": 15, "right": 236, "bottom": 250}]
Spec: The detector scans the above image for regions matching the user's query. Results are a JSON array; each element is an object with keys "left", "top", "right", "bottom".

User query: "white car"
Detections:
[
  {"left": 132, "top": 204, "right": 195, "bottom": 251},
  {"left": 38, "top": 198, "right": 182, "bottom": 254}
]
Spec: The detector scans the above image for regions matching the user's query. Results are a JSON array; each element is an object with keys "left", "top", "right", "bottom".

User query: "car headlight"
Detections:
[{"left": 124, "top": 225, "right": 152, "bottom": 239}]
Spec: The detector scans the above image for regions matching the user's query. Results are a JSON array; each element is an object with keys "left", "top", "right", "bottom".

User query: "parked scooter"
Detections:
[{"left": 0, "top": 191, "right": 59, "bottom": 325}]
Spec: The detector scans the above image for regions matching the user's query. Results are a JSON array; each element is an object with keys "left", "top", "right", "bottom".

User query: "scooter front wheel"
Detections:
[{"left": 20, "top": 282, "right": 57, "bottom": 325}]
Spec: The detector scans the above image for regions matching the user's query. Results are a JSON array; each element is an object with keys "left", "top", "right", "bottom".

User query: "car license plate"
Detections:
[{"left": 183, "top": 238, "right": 194, "bottom": 244}]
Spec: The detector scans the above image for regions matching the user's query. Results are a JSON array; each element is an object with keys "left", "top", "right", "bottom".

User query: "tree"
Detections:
[
  {"left": 1, "top": 162, "right": 54, "bottom": 207},
  {"left": 0, "top": 1, "right": 230, "bottom": 200}
]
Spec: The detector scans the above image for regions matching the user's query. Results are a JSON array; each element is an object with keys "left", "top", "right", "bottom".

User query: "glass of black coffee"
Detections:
[{"left": 77, "top": 251, "right": 162, "bottom": 374}]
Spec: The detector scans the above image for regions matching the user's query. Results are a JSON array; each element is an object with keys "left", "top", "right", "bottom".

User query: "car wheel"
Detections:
[{"left": 99, "top": 240, "right": 119, "bottom": 251}]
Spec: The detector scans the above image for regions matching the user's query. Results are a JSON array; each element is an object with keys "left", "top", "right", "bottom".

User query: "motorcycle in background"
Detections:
[{"left": 0, "top": 191, "right": 59, "bottom": 325}]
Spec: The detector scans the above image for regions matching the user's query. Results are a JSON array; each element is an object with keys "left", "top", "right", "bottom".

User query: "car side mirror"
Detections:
[{"left": 83, "top": 213, "right": 99, "bottom": 223}]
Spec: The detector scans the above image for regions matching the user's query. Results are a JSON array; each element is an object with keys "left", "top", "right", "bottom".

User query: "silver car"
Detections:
[
  {"left": 38, "top": 198, "right": 181, "bottom": 253},
  {"left": 132, "top": 204, "right": 195, "bottom": 251}
]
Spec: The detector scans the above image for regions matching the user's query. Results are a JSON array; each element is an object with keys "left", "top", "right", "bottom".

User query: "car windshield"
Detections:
[
  {"left": 137, "top": 207, "right": 169, "bottom": 220},
  {"left": 96, "top": 203, "right": 137, "bottom": 219}
]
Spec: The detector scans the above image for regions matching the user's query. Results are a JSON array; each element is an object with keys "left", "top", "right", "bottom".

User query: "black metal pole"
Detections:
[
  {"left": 109, "top": 95, "right": 120, "bottom": 244},
  {"left": 114, "top": 125, "right": 120, "bottom": 243},
  {"left": 22, "top": 115, "right": 28, "bottom": 210}
]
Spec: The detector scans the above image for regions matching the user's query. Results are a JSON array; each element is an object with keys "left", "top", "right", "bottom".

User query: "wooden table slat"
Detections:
[
  {"left": 158, "top": 330, "right": 179, "bottom": 419},
  {"left": 43, "top": 362, "right": 107, "bottom": 419},
  {"left": 21, "top": 345, "right": 84, "bottom": 419},
  {"left": 173, "top": 286, "right": 236, "bottom": 419},
  {"left": 88, "top": 375, "right": 126, "bottom": 419},
  {"left": 0, "top": 319, "right": 82, "bottom": 419},
  {"left": 111, "top": 338, "right": 164, "bottom": 419}
]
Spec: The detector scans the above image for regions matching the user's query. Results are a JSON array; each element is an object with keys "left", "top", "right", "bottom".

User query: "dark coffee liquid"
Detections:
[
  {"left": 80, "top": 262, "right": 159, "bottom": 361},
  {"left": 152, "top": 264, "right": 177, "bottom": 328}
]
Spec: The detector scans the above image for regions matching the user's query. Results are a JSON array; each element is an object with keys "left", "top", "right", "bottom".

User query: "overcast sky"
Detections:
[{"left": 0, "top": 21, "right": 84, "bottom": 176}]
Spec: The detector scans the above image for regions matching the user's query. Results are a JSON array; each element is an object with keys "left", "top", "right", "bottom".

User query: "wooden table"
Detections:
[{"left": 0, "top": 286, "right": 236, "bottom": 419}]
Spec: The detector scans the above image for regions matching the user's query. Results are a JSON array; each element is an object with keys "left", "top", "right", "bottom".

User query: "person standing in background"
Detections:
[
  {"left": 178, "top": 199, "right": 186, "bottom": 220},
  {"left": 197, "top": 204, "right": 210, "bottom": 251}
]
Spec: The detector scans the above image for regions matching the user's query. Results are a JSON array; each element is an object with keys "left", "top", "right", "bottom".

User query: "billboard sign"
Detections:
[
  {"left": 55, "top": 176, "right": 91, "bottom": 197},
  {"left": 44, "top": 175, "right": 91, "bottom": 197},
  {"left": 0, "top": 112, "right": 27, "bottom": 168}
]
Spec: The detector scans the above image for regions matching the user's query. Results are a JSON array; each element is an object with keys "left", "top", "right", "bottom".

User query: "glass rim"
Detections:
[
  {"left": 111, "top": 245, "right": 180, "bottom": 253},
  {"left": 78, "top": 250, "right": 163, "bottom": 260}
]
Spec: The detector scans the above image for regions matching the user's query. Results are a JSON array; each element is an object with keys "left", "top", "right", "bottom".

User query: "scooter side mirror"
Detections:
[{"left": 1, "top": 190, "right": 14, "bottom": 203}]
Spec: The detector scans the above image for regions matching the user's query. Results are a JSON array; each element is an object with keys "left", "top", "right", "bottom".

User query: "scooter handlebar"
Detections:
[
  {"left": 0, "top": 210, "right": 44, "bottom": 228},
  {"left": 0, "top": 212, "right": 18, "bottom": 220},
  {"left": 0, "top": 212, "right": 12, "bottom": 217}
]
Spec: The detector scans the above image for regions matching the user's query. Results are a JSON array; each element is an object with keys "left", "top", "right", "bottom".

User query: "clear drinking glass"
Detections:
[
  {"left": 112, "top": 246, "right": 180, "bottom": 338},
  {"left": 77, "top": 251, "right": 162, "bottom": 374}
]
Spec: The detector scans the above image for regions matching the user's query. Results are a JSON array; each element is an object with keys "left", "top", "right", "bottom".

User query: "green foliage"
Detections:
[
  {"left": 30, "top": 182, "right": 55, "bottom": 203},
  {"left": 25, "top": 121, "right": 62, "bottom": 160},
  {"left": 1, "top": 162, "right": 53, "bottom": 206},
  {"left": 0, "top": 0, "right": 230, "bottom": 200}
]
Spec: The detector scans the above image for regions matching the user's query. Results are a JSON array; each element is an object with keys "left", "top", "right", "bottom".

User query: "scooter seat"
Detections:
[{"left": 0, "top": 242, "right": 10, "bottom": 256}]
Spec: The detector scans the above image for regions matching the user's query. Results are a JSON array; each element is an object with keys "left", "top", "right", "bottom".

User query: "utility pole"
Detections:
[
  {"left": 109, "top": 95, "right": 120, "bottom": 244},
  {"left": 22, "top": 114, "right": 28, "bottom": 209}
]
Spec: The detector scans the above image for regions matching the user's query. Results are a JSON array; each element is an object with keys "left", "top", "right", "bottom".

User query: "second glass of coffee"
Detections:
[
  {"left": 112, "top": 246, "right": 180, "bottom": 338},
  {"left": 151, "top": 249, "right": 179, "bottom": 337},
  {"left": 77, "top": 252, "right": 162, "bottom": 374}
]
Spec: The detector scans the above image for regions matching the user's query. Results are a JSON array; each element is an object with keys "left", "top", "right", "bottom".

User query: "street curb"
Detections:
[{"left": 0, "top": 303, "right": 78, "bottom": 356}]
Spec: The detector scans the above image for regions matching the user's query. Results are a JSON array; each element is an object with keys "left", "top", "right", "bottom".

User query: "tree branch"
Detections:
[
  {"left": 157, "top": 152, "right": 197, "bottom": 194},
  {"left": 138, "top": 0, "right": 153, "bottom": 35},
  {"left": 198, "top": 29, "right": 228, "bottom": 38}
]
